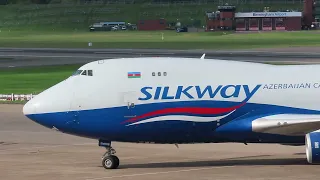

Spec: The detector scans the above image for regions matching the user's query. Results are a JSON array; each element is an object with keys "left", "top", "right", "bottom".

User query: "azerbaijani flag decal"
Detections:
[{"left": 128, "top": 72, "right": 141, "bottom": 78}]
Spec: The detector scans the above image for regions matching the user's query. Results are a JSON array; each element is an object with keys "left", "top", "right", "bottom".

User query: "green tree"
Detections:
[{"left": 0, "top": 0, "right": 8, "bottom": 5}]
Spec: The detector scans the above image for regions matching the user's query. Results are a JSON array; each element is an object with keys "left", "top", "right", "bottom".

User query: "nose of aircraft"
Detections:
[
  {"left": 23, "top": 79, "right": 74, "bottom": 128},
  {"left": 23, "top": 97, "right": 38, "bottom": 116}
]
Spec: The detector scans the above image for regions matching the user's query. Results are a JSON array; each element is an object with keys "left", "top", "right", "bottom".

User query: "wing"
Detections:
[{"left": 252, "top": 114, "right": 320, "bottom": 136}]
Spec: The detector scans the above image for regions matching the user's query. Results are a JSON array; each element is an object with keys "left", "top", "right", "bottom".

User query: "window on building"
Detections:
[
  {"left": 249, "top": 18, "right": 259, "bottom": 30},
  {"left": 275, "top": 18, "right": 285, "bottom": 30},
  {"left": 236, "top": 18, "right": 245, "bottom": 30},
  {"left": 263, "top": 18, "right": 272, "bottom": 29},
  {"left": 222, "top": 18, "right": 233, "bottom": 20}
]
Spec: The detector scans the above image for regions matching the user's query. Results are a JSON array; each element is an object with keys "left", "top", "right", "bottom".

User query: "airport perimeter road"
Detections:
[
  {"left": 1, "top": 48, "right": 320, "bottom": 67},
  {"left": 1, "top": 104, "right": 320, "bottom": 180}
]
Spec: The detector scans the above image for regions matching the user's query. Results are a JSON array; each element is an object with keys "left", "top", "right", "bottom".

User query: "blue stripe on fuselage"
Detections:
[{"left": 26, "top": 100, "right": 320, "bottom": 144}]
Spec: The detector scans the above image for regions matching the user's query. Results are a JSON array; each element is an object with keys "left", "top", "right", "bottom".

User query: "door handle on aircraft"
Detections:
[{"left": 124, "top": 115, "right": 137, "bottom": 118}]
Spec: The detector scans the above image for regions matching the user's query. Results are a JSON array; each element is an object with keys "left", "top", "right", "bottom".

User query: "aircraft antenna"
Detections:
[{"left": 200, "top": 54, "right": 206, "bottom": 59}]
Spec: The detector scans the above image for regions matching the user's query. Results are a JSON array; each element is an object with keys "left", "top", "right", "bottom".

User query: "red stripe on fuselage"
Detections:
[{"left": 123, "top": 102, "right": 245, "bottom": 123}]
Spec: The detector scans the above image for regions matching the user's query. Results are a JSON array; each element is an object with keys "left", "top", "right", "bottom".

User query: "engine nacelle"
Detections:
[{"left": 305, "top": 132, "right": 320, "bottom": 164}]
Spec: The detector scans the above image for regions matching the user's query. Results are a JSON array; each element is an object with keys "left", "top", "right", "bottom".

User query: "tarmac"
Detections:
[
  {"left": 1, "top": 104, "right": 320, "bottom": 180},
  {"left": 1, "top": 47, "right": 320, "bottom": 68}
]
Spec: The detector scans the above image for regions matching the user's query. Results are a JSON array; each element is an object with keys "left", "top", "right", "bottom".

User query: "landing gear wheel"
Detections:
[
  {"left": 102, "top": 155, "right": 120, "bottom": 169},
  {"left": 114, "top": 155, "right": 120, "bottom": 167}
]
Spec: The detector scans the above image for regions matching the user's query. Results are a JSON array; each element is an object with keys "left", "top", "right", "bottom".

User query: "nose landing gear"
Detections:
[{"left": 99, "top": 140, "right": 120, "bottom": 169}]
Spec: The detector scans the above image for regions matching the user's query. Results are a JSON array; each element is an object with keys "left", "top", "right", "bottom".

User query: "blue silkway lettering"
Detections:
[{"left": 138, "top": 84, "right": 262, "bottom": 101}]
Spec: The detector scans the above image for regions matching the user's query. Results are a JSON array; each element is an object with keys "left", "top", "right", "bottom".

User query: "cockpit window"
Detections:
[
  {"left": 72, "top": 70, "right": 83, "bottom": 76},
  {"left": 88, "top": 70, "right": 93, "bottom": 76},
  {"left": 72, "top": 69, "right": 93, "bottom": 76}
]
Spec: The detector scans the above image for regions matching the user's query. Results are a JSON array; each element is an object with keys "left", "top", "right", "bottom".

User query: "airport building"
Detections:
[
  {"left": 235, "top": 12, "right": 302, "bottom": 31},
  {"left": 206, "top": 6, "right": 302, "bottom": 31}
]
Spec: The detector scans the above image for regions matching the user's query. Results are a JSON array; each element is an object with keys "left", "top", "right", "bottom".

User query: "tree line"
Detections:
[
  {"left": 0, "top": 0, "right": 83, "bottom": 5},
  {"left": 0, "top": 0, "right": 205, "bottom": 5}
]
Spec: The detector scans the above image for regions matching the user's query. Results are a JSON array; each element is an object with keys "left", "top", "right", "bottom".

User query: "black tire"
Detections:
[
  {"left": 113, "top": 155, "right": 120, "bottom": 168},
  {"left": 102, "top": 155, "right": 120, "bottom": 169}
]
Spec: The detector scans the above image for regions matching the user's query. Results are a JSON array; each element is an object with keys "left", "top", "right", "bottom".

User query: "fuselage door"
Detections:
[
  {"left": 68, "top": 77, "right": 83, "bottom": 125},
  {"left": 122, "top": 91, "right": 138, "bottom": 118}
]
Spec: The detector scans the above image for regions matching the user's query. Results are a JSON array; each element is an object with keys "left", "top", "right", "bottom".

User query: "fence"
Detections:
[{"left": 0, "top": 94, "right": 35, "bottom": 101}]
